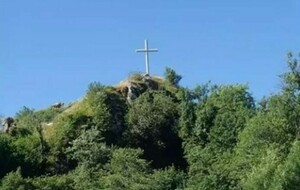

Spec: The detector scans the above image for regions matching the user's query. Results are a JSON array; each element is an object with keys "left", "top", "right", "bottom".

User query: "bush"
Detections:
[{"left": 0, "top": 168, "right": 34, "bottom": 190}]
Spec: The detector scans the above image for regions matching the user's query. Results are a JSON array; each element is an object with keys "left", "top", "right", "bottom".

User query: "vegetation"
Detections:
[{"left": 1, "top": 53, "right": 300, "bottom": 189}]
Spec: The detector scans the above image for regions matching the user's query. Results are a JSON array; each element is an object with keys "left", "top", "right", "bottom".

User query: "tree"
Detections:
[
  {"left": 12, "top": 134, "right": 46, "bottom": 177},
  {"left": 0, "top": 168, "right": 34, "bottom": 190},
  {"left": 240, "top": 148, "right": 281, "bottom": 190},
  {"left": 46, "top": 109, "right": 92, "bottom": 174},
  {"left": 101, "top": 148, "right": 150, "bottom": 189},
  {"left": 85, "top": 82, "right": 127, "bottom": 145},
  {"left": 66, "top": 126, "right": 111, "bottom": 168},
  {"left": 30, "top": 174, "right": 74, "bottom": 190},
  {"left": 164, "top": 67, "right": 182, "bottom": 86},
  {"left": 229, "top": 52, "right": 300, "bottom": 189},
  {"left": 189, "top": 85, "right": 254, "bottom": 149},
  {"left": 186, "top": 85, "right": 255, "bottom": 190},
  {"left": 177, "top": 87, "right": 197, "bottom": 142},
  {"left": 15, "top": 107, "right": 37, "bottom": 132},
  {"left": 281, "top": 52, "right": 300, "bottom": 93},
  {"left": 274, "top": 141, "right": 300, "bottom": 190},
  {"left": 125, "top": 90, "right": 186, "bottom": 168},
  {"left": 149, "top": 167, "right": 186, "bottom": 190},
  {"left": 0, "top": 134, "right": 16, "bottom": 178}
]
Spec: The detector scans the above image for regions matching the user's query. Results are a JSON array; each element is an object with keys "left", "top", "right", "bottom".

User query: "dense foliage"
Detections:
[{"left": 1, "top": 53, "right": 300, "bottom": 189}]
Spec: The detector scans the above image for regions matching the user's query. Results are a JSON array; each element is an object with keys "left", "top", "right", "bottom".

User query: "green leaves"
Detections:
[
  {"left": 85, "top": 82, "right": 127, "bottom": 145},
  {"left": 186, "top": 85, "right": 255, "bottom": 189},
  {"left": 0, "top": 168, "right": 34, "bottom": 190},
  {"left": 164, "top": 67, "right": 182, "bottom": 86},
  {"left": 101, "top": 148, "right": 150, "bottom": 190},
  {"left": 125, "top": 91, "right": 186, "bottom": 168},
  {"left": 66, "top": 126, "right": 111, "bottom": 168},
  {"left": 192, "top": 85, "right": 254, "bottom": 149},
  {"left": 0, "top": 134, "right": 16, "bottom": 178},
  {"left": 126, "top": 91, "right": 178, "bottom": 147},
  {"left": 4, "top": 54, "right": 300, "bottom": 189},
  {"left": 282, "top": 52, "right": 300, "bottom": 93}
]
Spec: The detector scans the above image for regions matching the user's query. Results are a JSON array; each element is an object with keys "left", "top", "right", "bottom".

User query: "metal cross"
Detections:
[{"left": 135, "top": 40, "right": 158, "bottom": 75}]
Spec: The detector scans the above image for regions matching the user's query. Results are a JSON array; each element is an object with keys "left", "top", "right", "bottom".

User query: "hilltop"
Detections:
[{"left": 2, "top": 54, "right": 300, "bottom": 189}]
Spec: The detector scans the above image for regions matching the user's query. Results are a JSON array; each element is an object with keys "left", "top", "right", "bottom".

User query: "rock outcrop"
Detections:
[
  {"left": 115, "top": 74, "right": 163, "bottom": 103},
  {"left": 51, "top": 102, "right": 64, "bottom": 108},
  {"left": 1, "top": 117, "right": 16, "bottom": 133}
]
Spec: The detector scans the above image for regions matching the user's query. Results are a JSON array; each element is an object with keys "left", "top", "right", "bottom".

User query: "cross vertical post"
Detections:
[
  {"left": 145, "top": 40, "right": 149, "bottom": 75},
  {"left": 136, "top": 40, "right": 158, "bottom": 76}
]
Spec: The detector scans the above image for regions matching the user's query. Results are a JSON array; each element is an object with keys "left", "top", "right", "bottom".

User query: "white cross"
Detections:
[{"left": 135, "top": 40, "right": 158, "bottom": 75}]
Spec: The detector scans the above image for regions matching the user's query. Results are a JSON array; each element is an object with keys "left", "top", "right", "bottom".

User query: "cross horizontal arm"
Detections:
[{"left": 135, "top": 49, "right": 158, "bottom": 52}]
